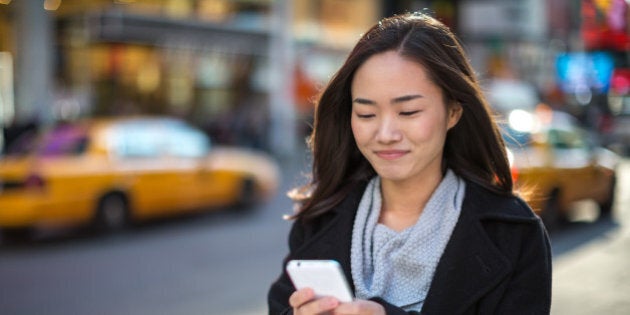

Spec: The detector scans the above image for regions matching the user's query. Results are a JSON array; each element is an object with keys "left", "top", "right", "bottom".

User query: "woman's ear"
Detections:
[{"left": 447, "top": 103, "right": 463, "bottom": 130}]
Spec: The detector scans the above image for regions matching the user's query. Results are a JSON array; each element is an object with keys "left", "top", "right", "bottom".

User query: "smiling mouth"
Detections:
[{"left": 374, "top": 150, "right": 408, "bottom": 160}]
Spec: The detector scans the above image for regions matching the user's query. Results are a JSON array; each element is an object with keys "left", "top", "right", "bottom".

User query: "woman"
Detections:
[{"left": 268, "top": 12, "right": 551, "bottom": 315}]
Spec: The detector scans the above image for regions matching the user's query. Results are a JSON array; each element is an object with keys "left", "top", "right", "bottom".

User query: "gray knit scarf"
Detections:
[{"left": 350, "top": 169, "right": 465, "bottom": 311}]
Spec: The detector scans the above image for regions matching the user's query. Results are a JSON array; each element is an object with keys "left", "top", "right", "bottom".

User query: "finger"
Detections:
[
  {"left": 333, "top": 300, "right": 385, "bottom": 315},
  {"left": 298, "top": 296, "right": 339, "bottom": 315},
  {"left": 289, "top": 288, "right": 315, "bottom": 308},
  {"left": 331, "top": 302, "right": 359, "bottom": 315}
]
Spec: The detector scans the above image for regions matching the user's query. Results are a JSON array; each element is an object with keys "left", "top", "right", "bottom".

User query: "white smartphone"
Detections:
[{"left": 286, "top": 259, "right": 354, "bottom": 303}]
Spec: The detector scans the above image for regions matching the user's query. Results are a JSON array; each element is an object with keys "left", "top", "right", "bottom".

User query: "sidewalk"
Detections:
[{"left": 551, "top": 160, "right": 630, "bottom": 314}]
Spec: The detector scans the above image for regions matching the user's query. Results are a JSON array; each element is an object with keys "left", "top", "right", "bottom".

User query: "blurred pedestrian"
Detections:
[{"left": 268, "top": 12, "right": 551, "bottom": 315}]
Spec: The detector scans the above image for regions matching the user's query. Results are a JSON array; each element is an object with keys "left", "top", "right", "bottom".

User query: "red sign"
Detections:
[
  {"left": 610, "top": 68, "right": 630, "bottom": 95},
  {"left": 582, "top": 0, "right": 630, "bottom": 51}
]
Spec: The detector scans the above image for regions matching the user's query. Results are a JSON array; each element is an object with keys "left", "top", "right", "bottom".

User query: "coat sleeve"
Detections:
[
  {"left": 267, "top": 219, "right": 305, "bottom": 315},
  {"left": 494, "top": 218, "right": 552, "bottom": 314}
]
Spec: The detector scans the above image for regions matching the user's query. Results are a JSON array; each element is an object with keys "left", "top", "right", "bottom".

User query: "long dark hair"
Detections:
[{"left": 292, "top": 12, "right": 513, "bottom": 221}]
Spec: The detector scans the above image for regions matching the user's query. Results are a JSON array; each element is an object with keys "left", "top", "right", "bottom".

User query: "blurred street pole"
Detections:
[
  {"left": 269, "top": 0, "right": 297, "bottom": 159},
  {"left": 0, "top": 52, "right": 14, "bottom": 153},
  {"left": 14, "top": 0, "right": 54, "bottom": 126}
]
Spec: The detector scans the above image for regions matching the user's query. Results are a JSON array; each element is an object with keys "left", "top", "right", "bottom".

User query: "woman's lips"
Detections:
[{"left": 374, "top": 150, "right": 408, "bottom": 160}]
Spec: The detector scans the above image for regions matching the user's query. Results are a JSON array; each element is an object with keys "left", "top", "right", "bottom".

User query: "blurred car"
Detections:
[
  {"left": 503, "top": 108, "right": 619, "bottom": 229},
  {"left": 0, "top": 116, "right": 280, "bottom": 240}
]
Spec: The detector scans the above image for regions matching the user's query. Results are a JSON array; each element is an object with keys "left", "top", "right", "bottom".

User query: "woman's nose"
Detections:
[{"left": 376, "top": 116, "right": 402, "bottom": 143}]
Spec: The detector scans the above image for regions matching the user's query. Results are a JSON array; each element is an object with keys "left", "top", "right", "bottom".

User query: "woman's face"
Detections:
[{"left": 350, "top": 51, "right": 461, "bottom": 184}]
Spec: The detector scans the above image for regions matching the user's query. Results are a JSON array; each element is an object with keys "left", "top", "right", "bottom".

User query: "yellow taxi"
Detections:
[
  {"left": 504, "top": 108, "right": 619, "bottom": 229},
  {"left": 0, "top": 116, "right": 280, "bottom": 240}
]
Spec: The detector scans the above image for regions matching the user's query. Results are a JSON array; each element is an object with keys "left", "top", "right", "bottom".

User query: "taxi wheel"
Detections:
[
  {"left": 94, "top": 193, "right": 129, "bottom": 233},
  {"left": 599, "top": 175, "right": 616, "bottom": 216},
  {"left": 235, "top": 178, "right": 256, "bottom": 210},
  {"left": 541, "top": 190, "right": 563, "bottom": 231},
  {"left": 1, "top": 227, "right": 33, "bottom": 244}
]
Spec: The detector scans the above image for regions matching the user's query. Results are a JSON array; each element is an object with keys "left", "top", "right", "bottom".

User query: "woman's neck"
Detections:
[{"left": 378, "top": 168, "right": 444, "bottom": 231}]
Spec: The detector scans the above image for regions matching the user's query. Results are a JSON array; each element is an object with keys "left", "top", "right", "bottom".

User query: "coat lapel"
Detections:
[{"left": 421, "top": 187, "right": 512, "bottom": 314}]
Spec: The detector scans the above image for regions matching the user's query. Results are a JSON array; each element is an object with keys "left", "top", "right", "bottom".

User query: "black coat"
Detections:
[{"left": 268, "top": 180, "right": 552, "bottom": 315}]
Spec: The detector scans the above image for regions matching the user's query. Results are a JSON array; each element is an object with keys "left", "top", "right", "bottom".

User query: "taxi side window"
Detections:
[
  {"left": 163, "top": 123, "right": 210, "bottom": 158},
  {"left": 114, "top": 123, "right": 162, "bottom": 158}
]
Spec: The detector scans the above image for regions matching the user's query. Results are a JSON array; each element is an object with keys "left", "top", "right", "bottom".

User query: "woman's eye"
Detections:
[
  {"left": 400, "top": 110, "right": 421, "bottom": 116},
  {"left": 356, "top": 113, "right": 375, "bottom": 119}
]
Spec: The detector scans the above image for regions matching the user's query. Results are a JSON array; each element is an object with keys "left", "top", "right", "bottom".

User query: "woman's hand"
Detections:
[
  {"left": 289, "top": 288, "right": 340, "bottom": 314},
  {"left": 332, "top": 299, "right": 386, "bottom": 315},
  {"left": 289, "top": 288, "right": 386, "bottom": 315}
]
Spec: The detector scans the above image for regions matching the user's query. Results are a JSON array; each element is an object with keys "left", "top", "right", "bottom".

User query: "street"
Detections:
[
  {"left": 1, "top": 157, "right": 629, "bottom": 315},
  {"left": 550, "top": 159, "right": 630, "bottom": 315}
]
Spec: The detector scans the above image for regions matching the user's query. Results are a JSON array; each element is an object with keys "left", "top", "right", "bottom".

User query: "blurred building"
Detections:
[{"left": 4, "top": 0, "right": 279, "bottom": 151}]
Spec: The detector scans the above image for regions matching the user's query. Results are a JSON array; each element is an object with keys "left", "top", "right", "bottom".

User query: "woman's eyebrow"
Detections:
[
  {"left": 352, "top": 94, "right": 424, "bottom": 105},
  {"left": 391, "top": 94, "right": 423, "bottom": 104},
  {"left": 352, "top": 98, "right": 376, "bottom": 105}
]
